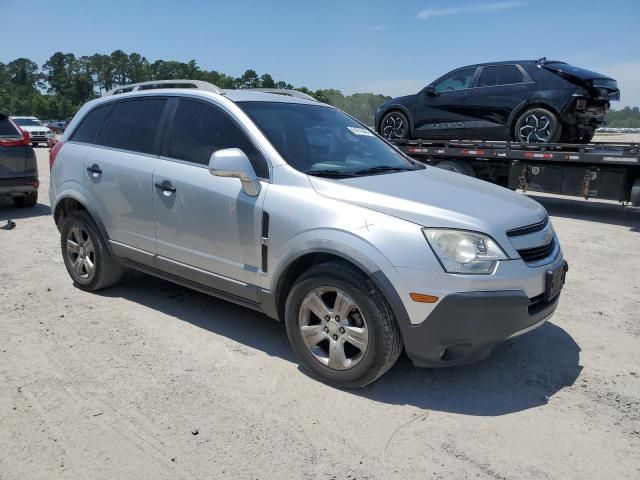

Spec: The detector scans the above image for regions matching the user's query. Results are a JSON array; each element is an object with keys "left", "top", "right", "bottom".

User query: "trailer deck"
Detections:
[{"left": 393, "top": 139, "right": 640, "bottom": 205}]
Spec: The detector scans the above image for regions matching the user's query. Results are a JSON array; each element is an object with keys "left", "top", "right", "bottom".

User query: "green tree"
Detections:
[
  {"left": 238, "top": 69, "right": 260, "bottom": 89},
  {"left": 7, "top": 58, "right": 40, "bottom": 87},
  {"left": 260, "top": 73, "right": 276, "bottom": 88}
]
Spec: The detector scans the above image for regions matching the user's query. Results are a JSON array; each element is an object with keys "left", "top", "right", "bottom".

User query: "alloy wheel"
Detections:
[
  {"left": 298, "top": 286, "right": 369, "bottom": 370},
  {"left": 381, "top": 112, "right": 408, "bottom": 139},
  {"left": 66, "top": 225, "right": 96, "bottom": 280},
  {"left": 518, "top": 113, "right": 553, "bottom": 143}
]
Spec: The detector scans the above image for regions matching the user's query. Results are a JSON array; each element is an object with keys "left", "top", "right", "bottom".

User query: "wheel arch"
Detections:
[
  {"left": 52, "top": 192, "right": 113, "bottom": 254},
  {"left": 508, "top": 100, "right": 561, "bottom": 139},
  {"left": 267, "top": 249, "right": 405, "bottom": 326}
]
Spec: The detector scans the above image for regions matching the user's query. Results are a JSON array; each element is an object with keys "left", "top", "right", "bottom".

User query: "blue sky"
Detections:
[{"left": 2, "top": 0, "right": 639, "bottom": 106}]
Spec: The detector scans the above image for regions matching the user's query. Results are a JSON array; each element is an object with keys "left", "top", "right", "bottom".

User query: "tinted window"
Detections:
[
  {"left": 98, "top": 98, "right": 166, "bottom": 154},
  {"left": 434, "top": 68, "right": 476, "bottom": 92},
  {"left": 477, "top": 65, "right": 523, "bottom": 87},
  {"left": 168, "top": 100, "right": 268, "bottom": 178},
  {"left": 238, "top": 102, "right": 421, "bottom": 176},
  {"left": 13, "top": 118, "right": 42, "bottom": 126},
  {"left": 71, "top": 104, "right": 112, "bottom": 144},
  {"left": 0, "top": 116, "right": 19, "bottom": 136}
]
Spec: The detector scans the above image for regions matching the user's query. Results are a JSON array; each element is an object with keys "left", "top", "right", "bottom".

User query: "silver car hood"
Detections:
[{"left": 309, "top": 167, "right": 547, "bottom": 233}]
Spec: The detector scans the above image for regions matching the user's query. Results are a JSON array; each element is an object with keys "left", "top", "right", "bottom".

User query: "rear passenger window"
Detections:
[
  {"left": 0, "top": 116, "right": 19, "bottom": 136},
  {"left": 168, "top": 100, "right": 268, "bottom": 178},
  {"left": 98, "top": 98, "right": 166, "bottom": 154},
  {"left": 477, "top": 65, "right": 524, "bottom": 87},
  {"left": 71, "top": 104, "right": 112, "bottom": 144}
]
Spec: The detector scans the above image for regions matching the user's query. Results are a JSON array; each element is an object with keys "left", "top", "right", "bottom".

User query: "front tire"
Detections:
[
  {"left": 379, "top": 111, "right": 410, "bottom": 140},
  {"left": 514, "top": 108, "right": 561, "bottom": 144},
  {"left": 285, "top": 262, "right": 403, "bottom": 389},
  {"left": 60, "top": 210, "right": 122, "bottom": 291}
]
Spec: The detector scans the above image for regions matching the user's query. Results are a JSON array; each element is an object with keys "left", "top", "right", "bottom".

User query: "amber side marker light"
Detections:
[{"left": 410, "top": 293, "right": 439, "bottom": 303}]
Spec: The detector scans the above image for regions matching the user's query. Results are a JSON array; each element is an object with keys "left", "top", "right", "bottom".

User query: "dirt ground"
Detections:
[{"left": 1, "top": 147, "right": 639, "bottom": 480}]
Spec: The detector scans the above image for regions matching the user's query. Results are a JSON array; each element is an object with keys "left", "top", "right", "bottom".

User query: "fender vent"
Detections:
[{"left": 261, "top": 212, "right": 269, "bottom": 273}]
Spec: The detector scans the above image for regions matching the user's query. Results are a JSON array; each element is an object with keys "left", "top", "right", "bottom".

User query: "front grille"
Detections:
[
  {"left": 518, "top": 238, "right": 555, "bottom": 263},
  {"left": 507, "top": 217, "right": 549, "bottom": 237}
]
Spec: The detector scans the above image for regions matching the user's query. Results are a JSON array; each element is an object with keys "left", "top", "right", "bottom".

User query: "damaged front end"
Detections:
[{"left": 542, "top": 62, "right": 619, "bottom": 141}]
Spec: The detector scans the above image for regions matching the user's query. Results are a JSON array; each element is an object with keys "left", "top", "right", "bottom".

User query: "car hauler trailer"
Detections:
[{"left": 392, "top": 140, "right": 640, "bottom": 206}]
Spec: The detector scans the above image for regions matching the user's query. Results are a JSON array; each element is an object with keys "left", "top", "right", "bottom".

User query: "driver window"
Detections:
[{"left": 433, "top": 68, "right": 476, "bottom": 93}]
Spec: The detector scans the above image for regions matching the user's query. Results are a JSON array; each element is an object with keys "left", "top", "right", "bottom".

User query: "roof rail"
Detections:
[
  {"left": 103, "top": 79, "right": 223, "bottom": 96},
  {"left": 248, "top": 88, "right": 317, "bottom": 101}
]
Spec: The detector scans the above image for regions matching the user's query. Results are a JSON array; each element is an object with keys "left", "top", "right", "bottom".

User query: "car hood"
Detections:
[{"left": 309, "top": 167, "right": 547, "bottom": 233}]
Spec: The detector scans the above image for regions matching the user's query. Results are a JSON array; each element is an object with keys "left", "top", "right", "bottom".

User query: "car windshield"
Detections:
[
  {"left": 13, "top": 118, "right": 42, "bottom": 126},
  {"left": 237, "top": 101, "right": 423, "bottom": 177}
]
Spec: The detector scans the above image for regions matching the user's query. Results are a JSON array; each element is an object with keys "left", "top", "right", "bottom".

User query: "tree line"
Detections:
[
  {"left": 2, "top": 50, "right": 637, "bottom": 128},
  {"left": 605, "top": 107, "right": 640, "bottom": 128},
  {"left": 0, "top": 50, "right": 390, "bottom": 125}
]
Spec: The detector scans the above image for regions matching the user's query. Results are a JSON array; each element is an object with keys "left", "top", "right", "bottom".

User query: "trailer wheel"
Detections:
[
  {"left": 631, "top": 179, "right": 640, "bottom": 207},
  {"left": 435, "top": 160, "right": 476, "bottom": 177}
]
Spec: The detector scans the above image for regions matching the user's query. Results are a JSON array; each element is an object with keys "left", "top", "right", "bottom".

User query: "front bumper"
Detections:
[{"left": 400, "top": 289, "right": 560, "bottom": 367}]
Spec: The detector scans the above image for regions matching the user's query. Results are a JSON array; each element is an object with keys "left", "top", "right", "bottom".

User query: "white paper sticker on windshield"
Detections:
[{"left": 347, "top": 126, "right": 374, "bottom": 137}]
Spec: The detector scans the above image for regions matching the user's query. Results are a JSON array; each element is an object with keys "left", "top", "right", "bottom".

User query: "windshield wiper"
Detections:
[
  {"left": 304, "top": 169, "right": 357, "bottom": 178},
  {"left": 353, "top": 165, "right": 417, "bottom": 176}
]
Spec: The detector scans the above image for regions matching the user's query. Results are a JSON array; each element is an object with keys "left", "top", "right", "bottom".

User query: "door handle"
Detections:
[
  {"left": 86, "top": 164, "right": 102, "bottom": 176},
  {"left": 155, "top": 181, "right": 177, "bottom": 194}
]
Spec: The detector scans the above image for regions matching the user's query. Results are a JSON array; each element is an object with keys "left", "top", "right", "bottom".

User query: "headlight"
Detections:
[{"left": 423, "top": 229, "right": 508, "bottom": 274}]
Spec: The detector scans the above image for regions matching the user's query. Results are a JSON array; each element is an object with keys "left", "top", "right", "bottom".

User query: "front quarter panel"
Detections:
[{"left": 263, "top": 166, "right": 442, "bottom": 292}]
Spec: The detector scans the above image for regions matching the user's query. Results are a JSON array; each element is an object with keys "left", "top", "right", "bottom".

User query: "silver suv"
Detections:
[{"left": 49, "top": 80, "right": 567, "bottom": 388}]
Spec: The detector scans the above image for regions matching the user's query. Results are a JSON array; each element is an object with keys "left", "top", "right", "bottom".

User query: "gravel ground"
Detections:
[{"left": 1, "top": 147, "right": 639, "bottom": 480}]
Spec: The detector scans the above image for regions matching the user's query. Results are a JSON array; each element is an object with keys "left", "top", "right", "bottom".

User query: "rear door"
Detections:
[
  {"left": 82, "top": 97, "right": 169, "bottom": 263},
  {"left": 465, "top": 64, "right": 534, "bottom": 140},
  {"left": 152, "top": 98, "right": 268, "bottom": 299},
  {"left": 414, "top": 67, "right": 477, "bottom": 139},
  {"left": 0, "top": 114, "right": 27, "bottom": 180}
]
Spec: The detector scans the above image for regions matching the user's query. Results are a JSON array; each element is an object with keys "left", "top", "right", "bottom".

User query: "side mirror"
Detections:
[
  {"left": 425, "top": 85, "right": 437, "bottom": 96},
  {"left": 208, "top": 148, "right": 261, "bottom": 197}
]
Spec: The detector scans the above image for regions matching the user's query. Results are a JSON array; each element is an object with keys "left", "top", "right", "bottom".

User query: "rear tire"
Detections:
[
  {"left": 513, "top": 108, "right": 561, "bottom": 143},
  {"left": 60, "top": 210, "right": 122, "bottom": 291},
  {"left": 13, "top": 191, "right": 38, "bottom": 208},
  {"left": 435, "top": 160, "right": 476, "bottom": 177},
  {"left": 284, "top": 261, "right": 403, "bottom": 388}
]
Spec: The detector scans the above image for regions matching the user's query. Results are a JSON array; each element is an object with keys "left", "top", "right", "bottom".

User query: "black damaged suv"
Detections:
[{"left": 376, "top": 58, "right": 619, "bottom": 144}]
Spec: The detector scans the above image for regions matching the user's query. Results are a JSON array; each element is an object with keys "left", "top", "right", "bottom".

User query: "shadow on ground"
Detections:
[
  {"left": 0, "top": 199, "right": 51, "bottom": 221},
  {"left": 528, "top": 194, "right": 640, "bottom": 232},
  {"left": 98, "top": 272, "right": 582, "bottom": 416}
]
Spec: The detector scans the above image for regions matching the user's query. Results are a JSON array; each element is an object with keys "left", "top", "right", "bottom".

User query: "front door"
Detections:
[
  {"left": 414, "top": 67, "right": 477, "bottom": 140},
  {"left": 152, "top": 98, "right": 269, "bottom": 301}
]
